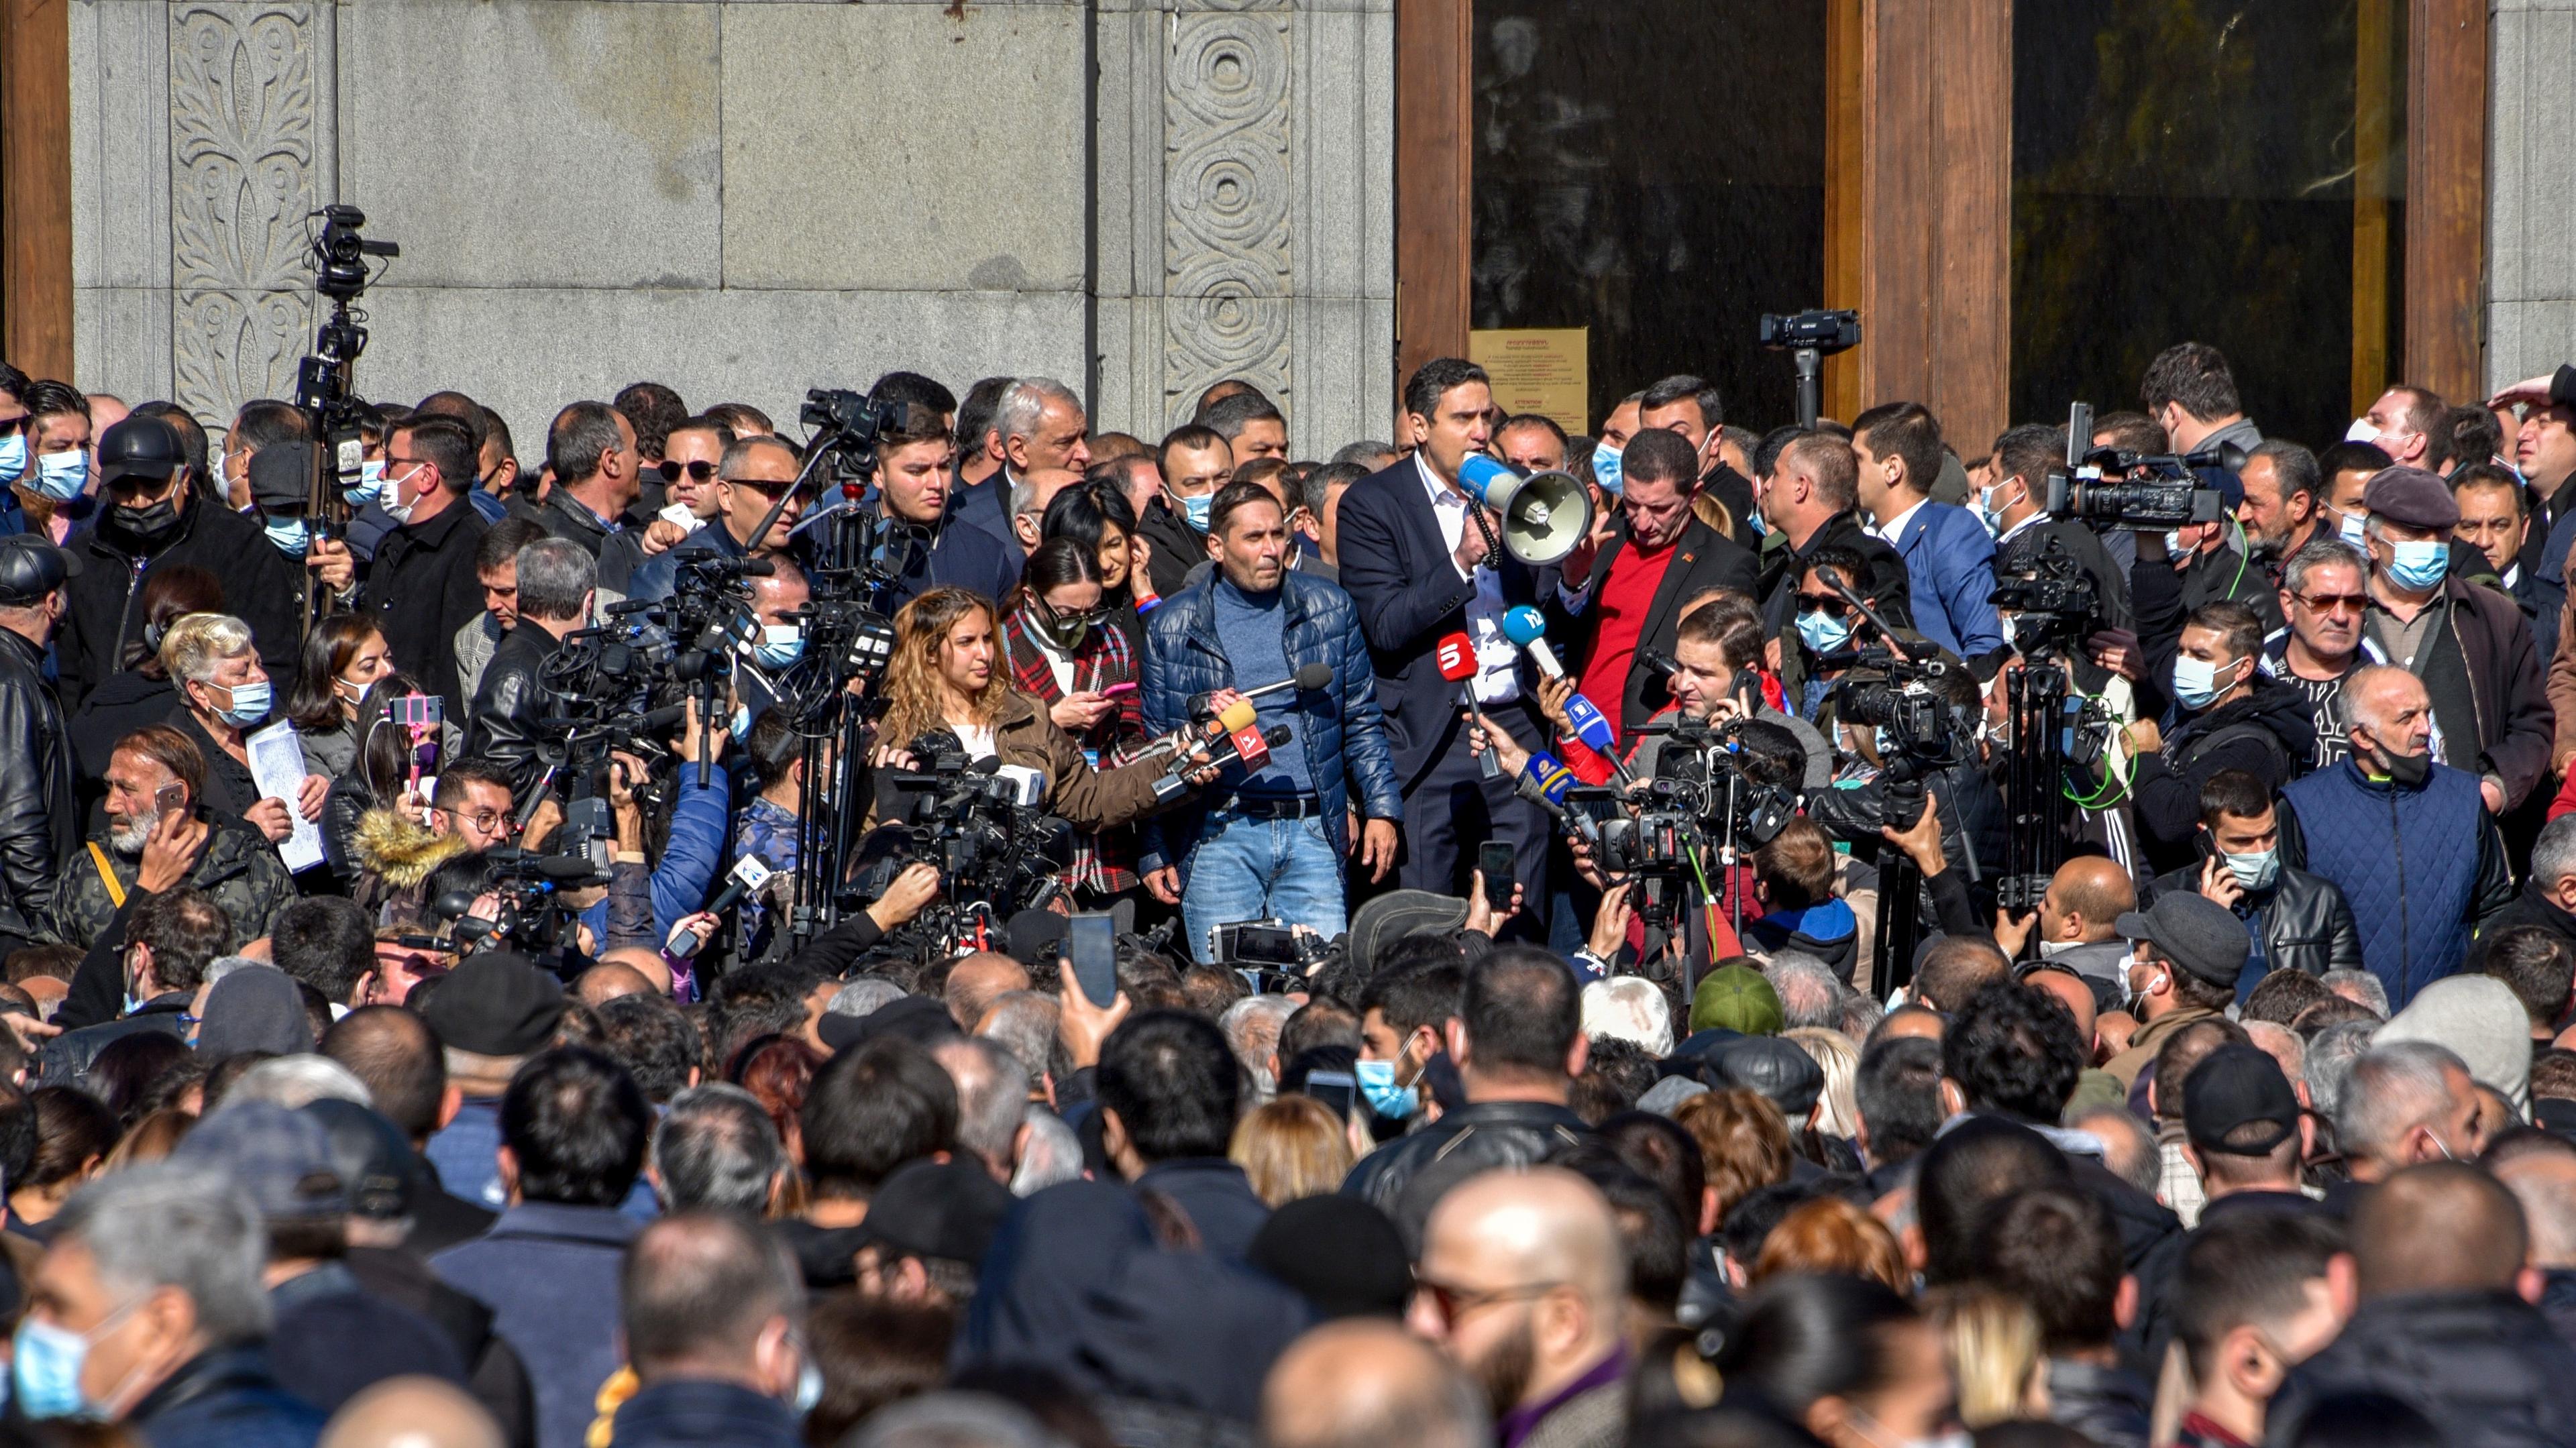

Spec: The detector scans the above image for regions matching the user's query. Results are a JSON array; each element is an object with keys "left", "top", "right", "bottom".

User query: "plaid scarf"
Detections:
[{"left": 1000, "top": 603, "right": 1146, "bottom": 893}]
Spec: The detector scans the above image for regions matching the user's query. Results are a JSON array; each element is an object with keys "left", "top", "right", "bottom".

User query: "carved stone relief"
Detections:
[{"left": 1163, "top": 5, "right": 1293, "bottom": 431}]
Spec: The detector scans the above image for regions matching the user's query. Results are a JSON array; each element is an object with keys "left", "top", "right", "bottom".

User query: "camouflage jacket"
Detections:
[{"left": 43, "top": 812, "right": 295, "bottom": 952}]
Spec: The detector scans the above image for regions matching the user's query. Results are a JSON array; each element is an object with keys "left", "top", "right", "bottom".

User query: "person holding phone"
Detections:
[
  {"left": 280, "top": 613, "right": 398, "bottom": 780},
  {"left": 999, "top": 538, "right": 1150, "bottom": 903}
]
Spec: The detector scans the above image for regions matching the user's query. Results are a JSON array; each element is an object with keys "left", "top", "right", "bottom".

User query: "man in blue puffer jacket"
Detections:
[
  {"left": 1139, "top": 481, "right": 1403, "bottom": 962},
  {"left": 2281, "top": 664, "right": 2512, "bottom": 1009}
]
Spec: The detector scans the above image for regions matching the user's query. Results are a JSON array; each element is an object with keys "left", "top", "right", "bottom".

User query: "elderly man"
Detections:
[
  {"left": 46, "top": 724, "right": 292, "bottom": 962},
  {"left": 2282, "top": 665, "right": 2512, "bottom": 1008},
  {"left": 2334, "top": 1042, "right": 2484, "bottom": 1187},
  {"left": 1407, "top": 1168, "right": 1627, "bottom": 1448},
  {"left": 2259, "top": 538, "right": 2380, "bottom": 771},
  {"left": 955, "top": 377, "right": 1089, "bottom": 557}
]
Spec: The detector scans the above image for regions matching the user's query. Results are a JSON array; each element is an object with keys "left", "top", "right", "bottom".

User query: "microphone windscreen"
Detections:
[
  {"left": 1216, "top": 698, "right": 1258, "bottom": 732},
  {"left": 1293, "top": 661, "right": 1333, "bottom": 691}
]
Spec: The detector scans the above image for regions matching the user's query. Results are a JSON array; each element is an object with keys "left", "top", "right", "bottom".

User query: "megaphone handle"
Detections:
[{"left": 1468, "top": 507, "right": 1503, "bottom": 571}]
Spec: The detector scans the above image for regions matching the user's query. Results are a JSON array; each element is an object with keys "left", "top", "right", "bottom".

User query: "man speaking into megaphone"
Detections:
[{"left": 1335, "top": 357, "right": 1561, "bottom": 911}]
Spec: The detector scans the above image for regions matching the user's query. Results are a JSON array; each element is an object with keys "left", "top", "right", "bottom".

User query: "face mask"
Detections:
[
  {"left": 264, "top": 515, "right": 311, "bottom": 557},
  {"left": 2345, "top": 416, "right": 2385, "bottom": 446},
  {"left": 111, "top": 496, "right": 180, "bottom": 542},
  {"left": 1591, "top": 446, "right": 1624, "bottom": 497},
  {"left": 13, "top": 1308, "right": 125, "bottom": 1421},
  {"left": 1028, "top": 602, "right": 1092, "bottom": 654},
  {"left": 209, "top": 678, "right": 271, "bottom": 728},
  {"left": 2368, "top": 740, "right": 2432, "bottom": 788},
  {"left": 31, "top": 451, "right": 85, "bottom": 502},
  {"left": 2338, "top": 510, "right": 2369, "bottom": 549},
  {"left": 754, "top": 625, "right": 804, "bottom": 669},
  {"left": 793, "top": 1359, "right": 824, "bottom": 1416},
  {"left": 1996, "top": 612, "right": 2019, "bottom": 649},
  {"left": 1796, "top": 608, "right": 1853, "bottom": 655},
  {"left": 1175, "top": 490, "right": 1212, "bottom": 532},
  {"left": 0, "top": 433, "right": 23, "bottom": 486},
  {"left": 2385, "top": 538, "right": 2449, "bottom": 591},
  {"left": 2222, "top": 848, "right": 2280, "bottom": 891},
  {"left": 2162, "top": 528, "right": 2186, "bottom": 557},
  {"left": 2171, "top": 654, "right": 2238, "bottom": 711},
  {"left": 1355, "top": 1054, "right": 1421, "bottom": 1119},
  {"left": 344, "top": 458, "right": 387, "bottom": 507},
  {"left": 730, "top": 704, "right": 753, "bottom": 744}
]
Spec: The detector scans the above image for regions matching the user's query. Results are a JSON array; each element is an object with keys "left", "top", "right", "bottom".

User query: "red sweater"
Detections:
[{"left": 1574, "top": 539, "right": 1680, "bottom": 746}]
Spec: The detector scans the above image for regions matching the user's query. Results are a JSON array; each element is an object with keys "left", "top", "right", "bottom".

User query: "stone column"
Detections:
[{"left": 2489, "top": 1, "right": 2576, "bottom": 391}]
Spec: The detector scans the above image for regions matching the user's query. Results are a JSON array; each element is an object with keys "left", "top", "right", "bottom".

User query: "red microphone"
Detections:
[
  {"left": 1437, "top": 631, "right": 1500, "bottom": 778},
  {"left": 1229, "top": 721, "right": 1273, "bottom": 771}
]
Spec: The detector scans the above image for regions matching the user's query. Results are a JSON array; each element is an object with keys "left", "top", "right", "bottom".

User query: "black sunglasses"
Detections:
[{"left": 657, "top": 459, "right": 718, "bottom": 484}]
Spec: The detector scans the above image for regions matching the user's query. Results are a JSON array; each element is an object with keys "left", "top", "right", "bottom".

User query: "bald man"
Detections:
[
  {"left": 578, "top": 958, "right": 658, "bottom": 1007},
  {"left": 2282, "top": 665, "right": 2512, "bottom": 1011},
  {"left": 2029, "top": 856, "right": 2137, "bottom": 996},
  {"left": 1406, "top": 1168, "right": 1628, "bottom": 1444},
  {"left": 1263, "top": 1321, "right": 1488, "bottom": 1448},
  {"left": 2269, "top": 1162, "right": 2576, "bottom": 1444},
  {"left": 945, "top": 952, "right": 1031, "bottom": 1034},
  {"left": 321, "top": 1376, "right": 506, "bottom": 1448},
  {"left": 2497, "top": 1148, "right": 2576, "bottom": 1345}
]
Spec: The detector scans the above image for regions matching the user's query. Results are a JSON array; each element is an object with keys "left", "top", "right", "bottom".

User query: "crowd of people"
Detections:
[{"left": 0, "top": 341, "right": 2567, "bottom": 1448}]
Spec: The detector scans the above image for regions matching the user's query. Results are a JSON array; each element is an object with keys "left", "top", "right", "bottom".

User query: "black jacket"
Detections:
[
  {"left": 38, "top": 993, "right": 190, "bottom": 1082},
  {"left": 609, "top": 1380, "right": 802, "bottom": 1448},
  {"left": 368, "top": 497, "right": 489, "bottom": 724},
  {"left": 464, "top": 622, "right": 563, "bottom": 799},
  {"left": 0, "top": 628, "right": 74, "bottom": 945},
  {"left": 534, "top": 487, "right": 621, "bottom": 559},
  {"left": 2467, "top": 881, "right": 2576, "bottom": 974},
  {"left": 1556, "top": 516, "right": 1759, "bottom": 732},
  {"left": 2045, "top": 1358, "right": 2151, "bottom": 1448},
  {"left": 2267, "top": 1290, "right": 2576, "bottom": 1448},
  {"left": 2147, "top": 860, "right": 2363, "bottom": 983},
  {"left": 344, "top": 1245, "right": 533, "bottom": 1447},
  {"left": 67, "top": 667, "right": 177, "bottom": 789},
  {"left": 1136, "top": 494, "right": 1210, "bottom": 601},
  {"left": 1346, "top": 1099, "right": 1588, "bottom": 1251},
  {"left": 2128, "top": 675, "right": 2318, "bottom": 873},
  {"left": 57, "top": 493, "right": 304, "bottom": 713}
]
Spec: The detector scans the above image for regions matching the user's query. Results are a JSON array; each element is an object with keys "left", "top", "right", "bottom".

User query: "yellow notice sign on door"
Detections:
[{"left": 1469, "top": 327, "right": 1590, "bottom": 438}]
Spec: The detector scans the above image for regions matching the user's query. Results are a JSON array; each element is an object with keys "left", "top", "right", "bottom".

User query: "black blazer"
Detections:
[
  {"left": 1559, "top": 517, "right": 1758, "bottom": 730},
  {"left": 1334, "top": 459, "right": 1546, "bottom": 789}
]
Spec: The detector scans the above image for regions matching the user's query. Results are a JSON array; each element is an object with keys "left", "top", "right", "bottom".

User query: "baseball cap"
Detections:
[
  {"left": 95, "top": 414, "right": 183, "bottom": 485},
  {"left": 2114, "top": 892, "right": 2249, "bottom": 991},
  {"left": 2182, "top": 1044, "right": 2302, "bottom": 1156},
  {"left": 2362, "top": 465, "right": 2461, "bottom": 531},
  {"left": 859, "top": 1158, "right": 1014, "bottom": 1270},
  {"left": 418, "top": 952, "right": 566, "bottom": 1057},
  {"left": 172, "top": 1102, "right": 350, "bottom": 1220},
  {"left": 0, "top": 535, "right": 81, "bottom": 606},
  {"left": 248, "top": 440, "right": 318, "bottom": 514}
]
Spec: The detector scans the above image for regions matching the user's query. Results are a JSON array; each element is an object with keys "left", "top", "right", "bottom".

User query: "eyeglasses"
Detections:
[
  {"left": 1409, "top": 1272, "right": 1560, "bottom": 1329},
  {"left": 658, "top": 459, "right": 718, "bottom": 484},
  {"left": 1795, "top": 596, "right": 1852, "bottom": 618},
  {"left": 2293, "top": 592, "right": 2368, "bottom": 616},
  {"left": 441, "top": 807, "right": 511, "bottom": 833}
]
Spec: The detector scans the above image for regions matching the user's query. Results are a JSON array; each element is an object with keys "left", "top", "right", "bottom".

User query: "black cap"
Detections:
[
  {"left": 2115, "top": 892, "right": 2249, "bottom": 990},
  {"left": 0, "top": 535, "right": 81, "bottom": 605},
  {"left": 859, "top": 1158, "right": 1013, "bottom": 1268},
  {"left": 817, "top": 994, "right": 959, "bottom": 1054},
  {"left": 96, "top": 414, "right": 183, "bottom": 485},
  {"left": 301, "top": 1098, "right": 420, "bottom": 1221},
  {"left": 248, "top": 440, "right": 317, "bottom": 513},
  {"left": 1345, "top": 889, "right": 1467, "bottom": 972},
  {"left": 1247, "top": 1196, "right": 1411, "bottom": 1319},
  {"left": 2182, "top": 1044, "right": 2302, "bottom": 1156},
  {"left": 418, "top": 952, "right": 566, "bottom": 1057}
]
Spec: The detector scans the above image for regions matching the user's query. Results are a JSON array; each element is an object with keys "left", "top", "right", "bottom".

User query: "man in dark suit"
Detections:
[
  {"left": 1640, "top": 374, "right": 1759, "bottom": 539},
  {"left": 1756, "top": 431, "right": 1913, "bottom": 642},
  {"left": 1336, "top": 359, "right": 1550, "bottom": 903},
  {"left": 1553, "top": 428, "right": 1758, "bottom": 742}
]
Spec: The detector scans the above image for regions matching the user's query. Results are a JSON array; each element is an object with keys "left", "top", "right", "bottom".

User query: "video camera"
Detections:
[
  {"left": 1211, "top": 920, "right": 1340, "bottom": 991},
  {"left": 850, "top": 732, "right": 1077, "bottom": 961},
  {"left": 2046, "top": 400, "right": 2231, "bottom": 531},
  {"left": 1831, "top": 652, "right": 1968, "bottom": 773},
  {"left": 1988, "top": 541, "right": 2100, "bottom": 658},
  {"left": 432, "top": 842, "right": 608, "bottom": 957}
]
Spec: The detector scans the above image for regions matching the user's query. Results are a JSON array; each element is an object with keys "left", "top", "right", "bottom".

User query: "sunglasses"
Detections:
[
  {"left": 1795, "top": 596, "right": 1853, "bottom": 618},
  {"left": 2294, "top": 592, "right": 2367, "bottom": 616},
  {"left": 658, "top": 459, "right": 718, "bottom": 484}
]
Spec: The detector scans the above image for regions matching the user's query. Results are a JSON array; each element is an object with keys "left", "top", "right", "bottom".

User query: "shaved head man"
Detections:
[
  {"left": 1407, "top": 1169, "right": 1628, "bottom": 1431},
  {"left": 322, "top": 1378, "right": 506, "bottom": 1448},
  {"left": 945, "top": 952, "right": 1032, "bottom": 1033},
  {"left": 577, "top": 960, "right": 657, "bottom": 1007},
  {"left": 1262, "top": 1321, "right": 1488, "bottom": 1448},
  {"left": 2496, "top": 1149, "right": 2576, "bottom": 1284}
]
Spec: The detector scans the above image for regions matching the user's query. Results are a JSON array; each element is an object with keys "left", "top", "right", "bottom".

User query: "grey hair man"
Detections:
[
  {"left": 2335, "top": 1041, "right": 2482, "bottom": 1182},
  {"left": 464, "top": 538, "right": 597, "bottom": 792},
  {"left": 2302, "top": 1019, "right": 2378, "bottom": 1123},
  {"left": 651, "top": 1084, "right": 788, "bottom": 1214},
  {"left": 1221, "top": 995, "right": 1298, "bottom": 1102},
  {"left": 1766, "top": 953, "right": 1847, "bottom": 1031},
  {"left": 931, "top": 1036, "right": 1030, "bottom": 1185}
]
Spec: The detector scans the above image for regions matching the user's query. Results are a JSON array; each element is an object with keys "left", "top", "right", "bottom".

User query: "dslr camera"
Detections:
[{"left": 2046, "top": 400, "right": 2229, "bottom": 531}]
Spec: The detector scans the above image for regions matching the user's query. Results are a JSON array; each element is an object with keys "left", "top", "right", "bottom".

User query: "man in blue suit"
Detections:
[
  {"left": 1336, "top": 359, "right": 1550, "bottom": 905},
  {"left": 1855, "top": 400, "right": 2006, "bottom": 665}
]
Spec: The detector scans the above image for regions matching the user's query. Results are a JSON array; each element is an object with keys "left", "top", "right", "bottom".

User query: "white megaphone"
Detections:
[{"left": 1457, "top": 455, "right": 1597, "bottom": 566}]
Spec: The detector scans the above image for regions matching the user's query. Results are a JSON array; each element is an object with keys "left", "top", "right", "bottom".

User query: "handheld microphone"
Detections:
[
  {"left": 1438, "top": 632, "right": 1500, "bottom": 779},
  {"left": 666, "top": 854, "right": 775, "bottom": 957},
  {"left": 1519, "top": 752, "right": 1601, "bottom": 847},
  {"left": 1562, "top": 689, "right": 1633, "bottom": 787},
  {"left": 1186, "top": 661, "right": 1331, "bottom": 720},
  {"left": 1140, "top": 698, "right": 1258, "bottom": 767},
  {"left": 1155, "top": 724, "right": 1293, "bottom": 801},
  {"left": 1501, "top": 605, "right": 1562, "bottom": 677}
]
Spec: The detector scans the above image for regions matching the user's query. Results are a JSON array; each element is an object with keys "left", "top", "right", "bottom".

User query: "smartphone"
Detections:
[
  {"left": 1067, "top": 912, "right": 1119, "bottom": 1008},
  {"left": 1303, "top": 1069, "right": 1358, "bottom": 1119},
  {"left": 1478, "top": 842, "right": 1516, "bottom": 889},
  {"left": 391, "top": 695, "right": 442, "bottom": 729},
  {"left": 153, "top": 782, "right": 186, "bottom": 817}
]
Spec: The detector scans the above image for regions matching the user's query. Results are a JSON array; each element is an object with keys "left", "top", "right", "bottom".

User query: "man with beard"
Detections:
[
  {"left": 1405, "top": 1168, "right": 1628, "bottom": 1448},
  {"left": 2237, "top": 439, "right": 2329, "bottom": 590}
]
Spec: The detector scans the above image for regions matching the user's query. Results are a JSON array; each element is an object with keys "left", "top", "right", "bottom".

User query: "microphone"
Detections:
[
  {"left": 1138, "top": 697, "right": 1259, "bottom": 763},
  {"left": 666, "top": 854, "right": 775, "bottom": 958},
  {"left": 1561, "top": 690, "right": 1633, "bottom": 787},
  {"left": 1501, "top": 605, "right": 1562, "bottom": 678},
  {"left": 1438, "top": 632, "right": 1500, "bottom": 779},
  {"left": 1154, "top": 724, "right": 1294, "bottom": 801},
  {"left": 1186, "top": 661, "right": 1332, "bottom": 720},
  {"left": 1518, "top": 752, "right": 1601, "bottom": 847}
]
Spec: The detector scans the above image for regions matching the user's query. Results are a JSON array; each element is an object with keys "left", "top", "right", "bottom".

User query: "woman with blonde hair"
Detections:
[
  {"left": 1227, "top": 1095, "right": 1354, "bottom": 1206},
  {"left": 1925, "top": 1284, "right": 2046, "bottom": 1429},
  {"left": 1785, "top": 1025, "right": 1862, "bottom": 1139},
  {"left": 160, "top": 611, "right": 325, "bottom": 844}
]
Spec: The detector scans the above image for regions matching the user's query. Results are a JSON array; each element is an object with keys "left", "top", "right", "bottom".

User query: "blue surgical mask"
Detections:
[
  {"left": 1354, "top": 1056, "right": 1421, "bottom": 1119},
  {"left": 1796, "top": 608, "right": 1854, "bottom": 655},
  {"left": 1175, "top": 490, "right": 1212, "bottom": 532},
  {"left": 2222, "top": 848, "right": 2280, "bottom": 891},
  {"left": 0, "top": 433, "right": 24, "bottom": 486},
  {"left": 2171, "top": 655, "right": 2239, "bottom": 712},
  {"left": 1591, "top": 445, "right": 1624, "bottom": 497},
  {"left": 31, "top": 451, "right": 85, "bottom": 502},
  {"left": 213, "top": 678, "right": 271, "bottom": 728},
  {"left": 755, "top": 625, "right": 804, "bottom": 669},
  {"left": 14, "top": 1313, "right": 115, "bottom": 1420},
  {"left": 793, "top": 1359, "right": 824, "bottom": 1416},
  {"left": 264, "top": 516, "right": 310, "bottom": 557},
  {"left": 2338, "top": 510, "right": 2369, "bottom": 549},
  {"left": 343, "top": 458, "right": 386, "bottom": 507},
  {"left": 730, "top": 704, "right": 753, "bottom": 743},
  {"left": 2386, "top": 538, "right": 2449, "bottom": 591}
]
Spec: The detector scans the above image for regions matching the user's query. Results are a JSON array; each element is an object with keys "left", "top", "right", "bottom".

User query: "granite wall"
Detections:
[
  {"left": 65, "top": 0, "right": 1395, "bottom": 458},
  {"left": 2491, "top": 0, "right": 2576, "bottom": 393}
]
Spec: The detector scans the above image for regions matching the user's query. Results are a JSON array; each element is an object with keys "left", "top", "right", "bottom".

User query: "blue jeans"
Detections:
[{"left": 1180, "top": 810, "right": 1347, "bottom": 963}]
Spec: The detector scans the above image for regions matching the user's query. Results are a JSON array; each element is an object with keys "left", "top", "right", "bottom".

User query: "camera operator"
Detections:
[
  {"left": 1137, "top": 480, "right": 1402, "bottom": 958},
  {"left": 2118, "top": 600, "right": 2315, "bottom": 875},
  {"left": 873, "top": 403, "right": 1017, "bottom": 611},
  {"left": 465, "top": 538, "right": 594, "bottom": 798},
  {"left": 1979, "top": 423, "right": 2131, "bottom": 636},
  {"left": 1803, "top": 661, "right": 2007, "bottom": 897},
  {"left": 1756, "top": 431, "right": 1912, "bottom": 708}
]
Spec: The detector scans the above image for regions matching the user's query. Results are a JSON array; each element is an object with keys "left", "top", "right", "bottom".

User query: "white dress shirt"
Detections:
[
  {"left": 1872, "top": 498, "right": 1927, "bottom": 547},
  {"left": 1417, "top": 453, "right": 1520, "bottom": 704}
]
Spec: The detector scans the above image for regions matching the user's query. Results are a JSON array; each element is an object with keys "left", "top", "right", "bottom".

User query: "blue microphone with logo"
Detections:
[{"left": 1503, "top": 605, "right": 1633, "bottom": 785}]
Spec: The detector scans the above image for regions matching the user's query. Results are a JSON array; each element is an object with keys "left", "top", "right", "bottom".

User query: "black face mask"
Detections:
[
  {"left": 2371, "top": 740, "right": 2432, "bottom": 787},
  {"left": 111, "top": 495, "right": 182, "bottom": 544}
]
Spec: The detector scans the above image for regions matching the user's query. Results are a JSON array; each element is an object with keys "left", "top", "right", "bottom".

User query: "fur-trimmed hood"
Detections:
[{"left": 351, "top": 807, "right": 470, "bottom": 887}]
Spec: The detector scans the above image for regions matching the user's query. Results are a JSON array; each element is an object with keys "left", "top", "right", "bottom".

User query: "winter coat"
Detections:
[
  {"left": 2146, "top": 861, "right": 2363, "bottom": 991},
  {"left": 2129, "top": 675, "right": 2318, "bottom": 873},
  {"left": 1136, "top": 568, "right": 1403, "bottom": 869},
  {"left": 56, "top": 495, "right": 305, "bottom": 714},
  {"left": 125, "top": 1345, "right": 325, "bottom": 1448},
  {"left": 2267, "top": 1290, "right": 2576, "bottom": 1448},
  {"left": 339, "top": 805, "right": 472, "bottom": 927},
  {"left": 42, "top": 810, "right": 293, "bottom": 952},
  {"left": 2282, "top": 757, "right": 2514, "bottom": 1007},
  {"left": 0, "top": 627, "right": 74, "bottom": 945}
]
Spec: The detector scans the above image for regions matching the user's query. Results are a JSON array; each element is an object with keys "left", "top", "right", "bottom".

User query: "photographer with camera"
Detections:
[
  {"left": 1138, "top": 480, "right": 1401, "bottom": 959},
  {"left": 1980, "top": 423, "right": 2131, "bottom": 638},
  {"left": 465, "top": 539, "right": 594, "bottom": 797},
  {"left": 627, "top": 435, "right": 809, "bottom": 606}
]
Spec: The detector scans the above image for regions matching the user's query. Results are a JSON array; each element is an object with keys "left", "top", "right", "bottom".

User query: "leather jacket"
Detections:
[
  {"left": 0, "top": 628, "right": 74, "bottom": 943},
  {"left": 2147, "top": 861, "right": 2364, "bottom": 982},
  {"left": 464, "top": 621, "right": 563, "bottom": 799},
  {"left": 1348, "top": 1099, "right": 1589, "bottom": 1251}
]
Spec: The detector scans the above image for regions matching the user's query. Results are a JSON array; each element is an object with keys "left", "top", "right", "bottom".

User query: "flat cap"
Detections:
[
  {"left": 2362, "top": 465, "right": 2459, "bottom": 531},
  {"left": 0, "top": 535, "right": 81, "bottom": 606},
  {"left": 2116, "top": 892, "right": 2249, "bottom": 991},
  {"left": 247, "top": 439, "right": 317, "bottom": 513},
  {"left": 418, "top": 952, "right": 566, "bottom": 1058}
]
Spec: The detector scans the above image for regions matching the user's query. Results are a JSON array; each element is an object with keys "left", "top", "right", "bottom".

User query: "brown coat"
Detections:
[
  {"left": 2103, "top": 1003, "right": 2223, "bottom": 1089},
  {"left": 894, "top": 691, "right": 1176, "bottom": 834}
]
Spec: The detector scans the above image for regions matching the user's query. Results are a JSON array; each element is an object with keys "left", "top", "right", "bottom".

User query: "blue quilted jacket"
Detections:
[
  {"left": 1138, "top": 571, "right": 1403, "bottom": 871},
  {"left": 2282, "top": 757, "right": 2492, "bottom": 1009}
]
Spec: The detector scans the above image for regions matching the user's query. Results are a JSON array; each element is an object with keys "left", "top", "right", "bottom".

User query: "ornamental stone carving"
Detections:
[{"left": 1163, "top": 6, "right": 1293, "bottom": 429}]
